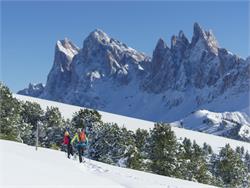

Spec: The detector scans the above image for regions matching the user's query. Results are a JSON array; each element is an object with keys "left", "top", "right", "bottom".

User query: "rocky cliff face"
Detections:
[
  {"left": 18, "top": 83, "right": 45, "bottom": 97},
  {"left": 142, "top": 23, "right": 249, "bottom": 95},
  {"left": 70, "top": 29, "right": 149, "bottom": 90},
  {"left": 18, "top": 23, "right": 250, "bottom": 124},
  {"left": 41, "top": 38, "right": 79, "bottom": 101}
]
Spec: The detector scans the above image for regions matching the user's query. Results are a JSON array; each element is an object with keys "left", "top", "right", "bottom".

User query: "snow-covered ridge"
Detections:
[
  {"left": 56, "top": 38, "right": 79, "bottom": 60},
  {"left": 87, "top": 29, "right": 147, "bottom": 62},
  {"left": 14, "top": 94, "right": 250, "bottom": 153},
  {"left": 0, "top": 140, "right": 216, "bottom": 188},
  {"left": 171, "top": 109, "right": 250, "bottom": 141}
]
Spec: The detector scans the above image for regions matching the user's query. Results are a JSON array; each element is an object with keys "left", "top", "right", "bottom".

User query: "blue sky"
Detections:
[{"left": 1, "top": 1, "right": 249, "bottom": 92}]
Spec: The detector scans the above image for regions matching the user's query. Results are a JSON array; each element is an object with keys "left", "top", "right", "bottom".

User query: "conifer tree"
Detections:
[
  {"left": 216, "top": 144, "right": 249, "bottom": 187},
  {"left": 0, "top": 83, "right": 21, "bottom": 140},
  {"left": 149, "top": 123, "right": 179, "bottom": 177},
  {"left": 71, "top": 109, "right": 102, "bottom": 131},
  {"left": 130, "top": 128, "right": 151, "bottom": 170},
  {"left": 245, "top": 151, "right": 250, "bottom": 173},
  {"left": 18, "top": 121, "right": 33, "bottom": 144},
  {"left": 191, "top": 141, "right": 211, "bottom": 184},
  {"left": 19, "top": 101, "right": 44, "bottom": 145},
  {"left": 178, "top": 138, "right": 212, "bottom": 184},
  {"left": 89, "top": 123, "right": 120, "bottom": 163},
  {"left": 203, "top": 142, "right": 213, "bottom": 155},
  {"left": 135, "top": 128, "right": 149, "bottom": 153},
  {"left": 42, "top": 106, "right": 64, "bottom": 148},
  {"left": 125, "top": 144, "right": 143, "bottom": 170}
]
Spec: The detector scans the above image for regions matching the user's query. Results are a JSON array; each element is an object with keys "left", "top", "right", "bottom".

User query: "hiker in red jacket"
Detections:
[{"left": 63, "top": 130, "right": 73, "bottom": 159}]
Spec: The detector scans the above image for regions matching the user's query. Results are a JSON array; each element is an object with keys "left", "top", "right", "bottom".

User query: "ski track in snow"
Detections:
[
  {"left": 14, "top": 94, "right": 250, "bottom": 153},
  {"left": 0, "top": 140, "right": 217, "bottom": 188}
]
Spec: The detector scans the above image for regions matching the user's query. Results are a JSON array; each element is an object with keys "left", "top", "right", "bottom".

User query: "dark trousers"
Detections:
[
  {"left": 67, "top": 144, "right": 73, "bottom": 158},
  {"left": 77, "top": 145, "right": 85, "bottom": 163}
]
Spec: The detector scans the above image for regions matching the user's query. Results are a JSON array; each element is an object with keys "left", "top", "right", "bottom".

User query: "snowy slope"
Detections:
[
  {"left": 14, "top": 94, "right": 250, "bottom": 153},
  {"left": 171, "top": 109, "right": 250, "bottom": 141},
  {"left": 0, "top": 140, "right": 217, "bottom": 188}
]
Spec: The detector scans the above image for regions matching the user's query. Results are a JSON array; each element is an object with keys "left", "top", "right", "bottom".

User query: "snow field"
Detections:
[{"left": 0, "top": 140, "right": 217, "bottom": 188}]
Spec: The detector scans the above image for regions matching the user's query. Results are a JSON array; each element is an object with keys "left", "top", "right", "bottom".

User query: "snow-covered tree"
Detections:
[
  {"left": 177, "top": 138, "right": 212, "bottom": 184},
  {"left": 89, "top": 122, "right": 117, "bottom": 163},
  {"left": 20, "top": 101, "right": 44, "bottom": 128},
  {"left": 18, "top": 121, "right": 33, "bottom": 144},
  {"left": 0, "top": 82, "right": 21, "bottom": 141},
  {"left": 149, "top": 123, "right": 179, "bottom": 177},
  {"left": 128, "top": 128, "right": 151, "bottom": 171},
  {"left": 89, "top": 123, "right": 135, "bottom": 166},
  {"left": 40, "top": 106, "right": 64, "bottom": 148},
  {"left": 135, "top": 128, "right": 149, "bottom": 153},
  {"left": 245, "top": 151, "right": 250, "bottom": 173},
  {"left": 203, "top": 142, "right": 213, "bottom": 155},
  {"left": 216, "top": 144, "right": 249, "bottom": 187},
  {"left": 71, "top": 109, "right": 102, "bottom": 132},
  {"left": 235, "top": 146, "right": 245, "bottom": 158},
  {"left": 71, "top": 109, "right": 103, "bottom": 155},
  {"left": 191, "top": 141, "right": 212, "bottom": 184},
  {"left": 125, "top": 144, "right": 142, "bottom": 169},
  {"left": 19, "top": 101, "right": 44, "bottom": 145}
]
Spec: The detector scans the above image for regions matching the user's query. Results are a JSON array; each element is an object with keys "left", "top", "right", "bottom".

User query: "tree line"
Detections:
[{"left": 1, "top": 82, "right": 250, "bottom": 187}]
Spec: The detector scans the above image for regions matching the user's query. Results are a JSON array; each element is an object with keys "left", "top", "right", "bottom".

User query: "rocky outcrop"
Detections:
[
  {"left": 142, "top": 23, "right": 249, "bottom": 99},
  {"left": 18, "top": 83, "right": 44, "bottom": 97}
]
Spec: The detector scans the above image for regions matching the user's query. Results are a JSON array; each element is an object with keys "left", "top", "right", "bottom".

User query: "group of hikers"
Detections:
[{"left": 63, "top": 128, "right": 88, "bottom": 163}]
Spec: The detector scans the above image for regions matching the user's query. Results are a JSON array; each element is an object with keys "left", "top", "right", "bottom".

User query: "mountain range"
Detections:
[{"left": 18, "top": 23, "right": 250, "bottom": 141}]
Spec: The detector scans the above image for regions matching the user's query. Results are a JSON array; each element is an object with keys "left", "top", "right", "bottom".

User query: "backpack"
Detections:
[{"left": 79, "top": 131, "right": 86, "bottom": 143}]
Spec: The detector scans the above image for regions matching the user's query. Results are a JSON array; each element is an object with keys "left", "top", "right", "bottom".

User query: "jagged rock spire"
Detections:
[
  {"left": 191, "top": 22, "right": 219, "bottom": 54},
  {"left": 155, "top": 38, "right": 168, "bottom": 51},
  {"left": 54, "top": 38, "right": 79, "bottom": 72},
  {"left": 55, "top": 38, "right": 79, "bottom": 61}
]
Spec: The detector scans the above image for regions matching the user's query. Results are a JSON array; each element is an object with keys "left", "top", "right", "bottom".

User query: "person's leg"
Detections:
[
  {"left": 70, "top": 144, "right": 73, "bottom": 156},
  {"left": 82, "top": 146, "right": 85, "bottom": 157},
  {"left": 81, "top": 146, "right": 85, "bottom": 162},
  {"left": 67, "top": 144, "right": 70, "bottom": 158},
  {"left": 78, "top": 145, "right": 82, "bottom": 163}
]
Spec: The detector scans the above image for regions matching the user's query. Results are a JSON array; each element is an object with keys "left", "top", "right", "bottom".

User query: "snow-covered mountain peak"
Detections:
[
  {"left": 86, "top": 29, "right": 111, "bottom": 45},
  {"left": 191, "top": 22, "right": 219, "bottom": 55},
  {"left": 56, "top": 38, "right": 79, "bottom": 60},
  {"left": 53, "top": 38, "right": 79, "bottom": 72},
  {"left": 82, "top": 29, "right": 148, "bottom": 63}
]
